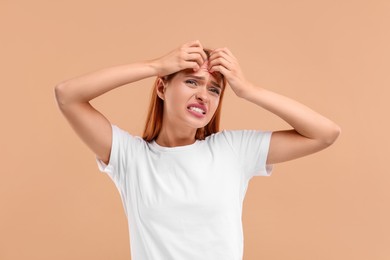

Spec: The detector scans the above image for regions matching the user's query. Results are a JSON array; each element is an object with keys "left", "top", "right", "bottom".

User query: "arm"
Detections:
[
  {"left": 238, "top": 86, "right": 341, "bottom": 164},
  {"left": 208, "top": 48, "right": 341, "bottom": 165},
  {"left": 54, "top": 62, "right": 158, "bottom": 165},
  {"left": 54, "top": 40, "right": 207, "bottom": 164}
]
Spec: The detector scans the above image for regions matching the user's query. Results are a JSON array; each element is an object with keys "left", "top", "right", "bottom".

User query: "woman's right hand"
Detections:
[{"left": 151, "top": 40, "right": 208, "bottom": 77}]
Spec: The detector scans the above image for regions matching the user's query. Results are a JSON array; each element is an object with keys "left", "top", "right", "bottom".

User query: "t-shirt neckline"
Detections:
[{"left": 150, "top": 139, "right": 200, "bottom": 152}]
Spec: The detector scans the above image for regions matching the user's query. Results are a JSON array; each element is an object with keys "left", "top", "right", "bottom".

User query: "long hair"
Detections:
[{"left": 142, "top": 49, "right": 227, "bottom": 142}]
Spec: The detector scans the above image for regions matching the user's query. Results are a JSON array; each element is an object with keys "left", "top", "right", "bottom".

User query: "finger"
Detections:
[
  {"left": 185, "top": 61, "right": 200, "bottom": 71},
  {"left": 211, "top": 49, "right": 236, "bottom": 65},
  {"left": 199, "top": 49, "right": 208, "bottom": 63},
  {"left": 209, "top": 49, "right": 234, "bottom": 64},
  {"left": 187, "top": 46, "right": 207, "bottom": 63},
  {"left": 209, "top": 53, "right": 234, "bottom": 67},
  {"left": 185, "top": 53, "right": 204, "bottom": 68},
  {"left": 209, "top": 64, "right": 229, "bottom": 75},
  {"left": 208, "top": 57, "right": 232, "bottom": 71}
]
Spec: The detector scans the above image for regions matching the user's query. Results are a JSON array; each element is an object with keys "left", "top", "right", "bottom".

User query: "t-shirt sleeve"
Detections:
[
  {"left": 95, "top": 124, "right": 133, "bottom": 185},
  {"left": 221, "top": 129, "right": 274, "bottom": 179}
]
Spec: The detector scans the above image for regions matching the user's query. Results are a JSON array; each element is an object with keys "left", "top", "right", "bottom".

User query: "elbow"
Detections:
[
  {"left": 322, "top": 124, "right": 341, "bottom": 146},
  {"left": 54, "top": 81, "right": 70, "bottom": 107}
]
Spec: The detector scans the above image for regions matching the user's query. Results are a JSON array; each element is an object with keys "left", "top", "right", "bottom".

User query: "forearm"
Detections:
[
  {"left": 54, "top": 60, "right": 158, "bottom": 106},
  {"left": 241, "top": 84, "right": 341, "bottom": 143}
]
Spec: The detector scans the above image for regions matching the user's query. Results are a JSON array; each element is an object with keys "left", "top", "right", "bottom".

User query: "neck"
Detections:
[{"left": 155, "top": 122, "right": 197, "bottom": 147}]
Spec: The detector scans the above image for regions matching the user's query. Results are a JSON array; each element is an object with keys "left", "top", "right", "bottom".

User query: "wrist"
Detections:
[
  {"left": 146, "top": 59, "right": 162, "bottom": 77},
  {"left": 236, "top": 82, "right": 258, "bottom": 99}
]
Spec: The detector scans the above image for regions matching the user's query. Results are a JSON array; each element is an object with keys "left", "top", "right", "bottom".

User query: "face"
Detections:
[{"left": 158, "top": 61, "right": 223, "bottom": 131}]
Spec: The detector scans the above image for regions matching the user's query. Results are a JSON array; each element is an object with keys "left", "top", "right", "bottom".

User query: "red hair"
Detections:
[{"left": 142, "top": 49, "right": 227, "bottom": 142}]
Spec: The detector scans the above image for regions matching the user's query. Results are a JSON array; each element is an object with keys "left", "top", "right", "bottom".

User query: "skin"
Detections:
[
  {"left": 210, "top": 47, "right": 342, "bottom": 164},
  {"left": 54, "top": 40, "right": 341, "bottom": 166},
  {"left": 153, "top": 41, "right": 341, "bottom": 164},
  {"left": 155, "top": 61, "right": 222, "bottom": 147}
]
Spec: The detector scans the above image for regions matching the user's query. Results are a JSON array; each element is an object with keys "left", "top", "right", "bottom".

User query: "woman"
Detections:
[{"left": 54, "top": 40, "right": 340, "bottom": 260}]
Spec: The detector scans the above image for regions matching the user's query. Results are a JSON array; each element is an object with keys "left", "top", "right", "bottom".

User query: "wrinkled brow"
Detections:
[{"left": 183, "top": 74, "right": 222, "bottom": 89}]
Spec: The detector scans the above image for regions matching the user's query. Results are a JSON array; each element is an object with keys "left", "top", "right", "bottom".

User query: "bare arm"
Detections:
[
  {"left": 54, "top": 40, "right": 208, "bottom": 164},
  {"left": 239, "top": 86, "right": 341, "bottom": 164},
  {"left": 208, "top": 48, "right": 341, "bottom": 165},
  {"left": 55, "top": 62, "right": 158, "bottom": 105},
  {"left": 54, "top": 62, "right": 158, "bottom": 164}
]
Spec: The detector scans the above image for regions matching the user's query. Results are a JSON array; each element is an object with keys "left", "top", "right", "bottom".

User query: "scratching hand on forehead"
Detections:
[
  {"left": 198, "top": 60, "right": 211, "bottom": 72},
  {"left": 208, "top": 47, "right": 252, "bottom": 98},
  {"left": 152, "top": 40, "right": 208, "bottom": 77}
]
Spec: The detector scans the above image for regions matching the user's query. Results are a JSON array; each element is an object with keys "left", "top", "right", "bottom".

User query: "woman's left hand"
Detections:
[{"left": 208, "top": 48, "right": 253, "bottom": 97}]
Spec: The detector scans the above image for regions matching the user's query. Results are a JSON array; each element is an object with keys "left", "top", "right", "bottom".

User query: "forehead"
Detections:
[{"left": 179, "top": 67, "right": 223, "bottom": 86}]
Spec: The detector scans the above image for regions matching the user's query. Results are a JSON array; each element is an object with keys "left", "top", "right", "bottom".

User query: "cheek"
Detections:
[
  {"left": 210, "top": 97, "right": 220, "bottom": 114},
  {"left": 164, "top": 85, "right": 188, "bottom": 109}
]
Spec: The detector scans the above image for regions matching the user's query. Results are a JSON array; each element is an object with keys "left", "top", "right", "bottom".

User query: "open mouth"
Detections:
[{"left": 187, "top": 106, "right": 206, "bottom": 115}]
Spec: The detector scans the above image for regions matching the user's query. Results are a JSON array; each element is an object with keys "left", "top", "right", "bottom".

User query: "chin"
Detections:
[
  {"left": 187, "top": 121, "right": 209, "bottom": 130},
  {"left": 183, "top": 113, "right": 213, "bottom": 129}
]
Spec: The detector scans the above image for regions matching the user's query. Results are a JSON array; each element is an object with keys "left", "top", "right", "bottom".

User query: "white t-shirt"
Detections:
[{"left": 96, "top": 124, "right": 273, "bottom": 260}]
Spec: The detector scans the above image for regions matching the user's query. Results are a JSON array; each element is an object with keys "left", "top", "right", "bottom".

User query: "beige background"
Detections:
[{"left": 1, "top": 0, "right": 389, "bottom": 259}]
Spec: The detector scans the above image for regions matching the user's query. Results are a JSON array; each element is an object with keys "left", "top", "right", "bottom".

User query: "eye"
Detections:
[
  {"left": 209, "top": 87, "right": 221, "bottom": 95},
  {"left": 185, "top": 79, "right": 197, "bottom": 86}
]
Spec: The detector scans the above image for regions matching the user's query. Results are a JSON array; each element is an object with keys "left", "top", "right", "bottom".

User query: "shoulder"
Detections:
[
  {"left": 207, "top": 129, "right": 265, "bottom": 141},
  {"left": 111, "top": 124, "right": 148, "bottom": 150},
  {"left": 204, "top": 129, "right": 255, "bottom": 147},
  {"left": 205, "top": 129, "right": 272, "bottom": 150}
]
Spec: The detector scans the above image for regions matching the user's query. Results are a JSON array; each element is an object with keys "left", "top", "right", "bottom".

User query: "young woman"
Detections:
[{"left": 54, "top": 40, "right": 340, "bottom": 260}]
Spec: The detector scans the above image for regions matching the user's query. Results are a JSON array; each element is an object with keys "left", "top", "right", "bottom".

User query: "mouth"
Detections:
[{"left": 187, "top": 106, "right": 206, "bottom": 115}]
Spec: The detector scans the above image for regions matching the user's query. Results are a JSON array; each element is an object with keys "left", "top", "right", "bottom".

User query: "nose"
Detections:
[{"left": 195, "top": 87, "right": 209, "bottom": 102}]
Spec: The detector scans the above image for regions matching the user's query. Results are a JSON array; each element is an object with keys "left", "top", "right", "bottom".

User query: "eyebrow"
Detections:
[{"left": 184, "top": 75, "right": 222, "bottom": 89}]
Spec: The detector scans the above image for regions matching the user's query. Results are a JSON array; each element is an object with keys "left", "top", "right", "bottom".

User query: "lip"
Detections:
[{"left": 187, "top": 103, "right": 208, "bottom": 114}]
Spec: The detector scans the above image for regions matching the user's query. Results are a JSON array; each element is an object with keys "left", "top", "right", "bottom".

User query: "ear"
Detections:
[{"left": 156, "top": 77, "right": 166, "bottom": 100}]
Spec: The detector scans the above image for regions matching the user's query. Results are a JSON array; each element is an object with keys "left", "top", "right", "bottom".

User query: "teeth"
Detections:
[{"left": 189, "top": 106, "right": 205, "bottom": 114}]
